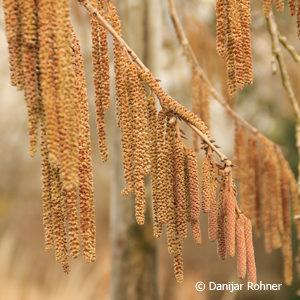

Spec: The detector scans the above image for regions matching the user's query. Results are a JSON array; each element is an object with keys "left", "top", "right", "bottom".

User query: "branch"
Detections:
[
  {"left": 278, "top": 33, "right": 300, "bottom": 63},
  {"left": 167, "top": 0, "right": 261, "bottom": 136},
  {"left": 266, "top": 12, "right": 300, "bottom": 119},
  {"left": 78, "top": 0, "right": 233, "bottom": 165}
]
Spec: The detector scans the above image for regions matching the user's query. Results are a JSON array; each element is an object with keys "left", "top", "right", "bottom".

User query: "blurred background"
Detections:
[{"left": 0, "top": 0, "right": 300, "bottom": 299}]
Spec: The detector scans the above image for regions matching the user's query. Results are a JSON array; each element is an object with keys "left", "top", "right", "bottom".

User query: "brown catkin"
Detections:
[
  {"left": 268, "top": 149, "right": 282, "bottom": 249},
  {"left": 51, "top": 167, "right": 69, "bottom": 270},
  {"left": 239, "top": 0, "right": 253, "bottom": 84},
  {"left": 280, "top": 159, "right": 293, "bottom": 285},
  {"left": 263, "top": 0, "right": 273, "bottom": 16},
  {"left": 276, "top": 0, "right": 285, "bottom": 12},
  {"left": 230, "top": 0, "right": 245, "bottom": 91},
  {"left": 289, "top": 0, "right": 296, "bottom": 16},
  {"left": 192, "top": 69, "right": 201, "bottom": 151},
  {"left": 165, "top": 119, "right": 179, "bottom": 256},
  {"left": 225, "top": 171, "right": 236, "bottom": 258},
  {"left": 247, "top": 136, "right": 257, "bottom": 225},
  {"left": 153, "top": 110, "right": 167, "bottom": 237},
  {"left": 3, "top": 0, "right": 24, "bottom": 89},
  {"left": 41, "top": 123, "right": 54, "bottom": 252},
  {"left": 72, "top": 31, "right": 95, "bottom": 261},
  {"left": 260, "top": 144, "right": 272, "bottom": 253},
  {"left": 173, "top": 248, "right": 184, "bottom": 283},
  {"left": 217, "top": 177, "right": 227, "bottom": 260},
  {"left": 37, "top": 0, "right": 60, "bottom": 166},
  {"left": 244, "top": 217, "right": 257, "bottom": 284},
  {"left": 98, "top": 1, "right": 110, "bottom": 110},
  {"left": 216, "top": 0, "right": 227, "bottom": 57},
  {"left": 173, "top": 136, "right": 188, "bottom": 239},
  {"left": 22, "top": 46, "right": 40, "bottom": 157},
  {"left": 91, "top": 0, "right": 108, "bottom": 162},
  {"left": 185, "top": 147, "right": 202, "bottom": 244},
  {"left": 236, "top": 216, "right": 247, "bottom": 279},
  {"left": 201, "top": 155, "right": 212, "bottom": 213}
]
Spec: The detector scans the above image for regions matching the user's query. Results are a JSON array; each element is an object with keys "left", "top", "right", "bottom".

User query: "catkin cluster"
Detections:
[
  {"left": 201, "top": 153, "right": 256, "bottom": 283},
  {"left": 233, "top": 123, "right": 297, "bottom": 285},
  {"left": 3, "top": 0, "right": 96, "bottom": 272},
  {"left": 216, "top": 0, "right": 253, "bottom": 97},
  {"left": 3, "top": 0, "right": 257, "bottom": 283}
]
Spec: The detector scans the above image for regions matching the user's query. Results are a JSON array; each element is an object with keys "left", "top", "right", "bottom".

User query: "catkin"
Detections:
[
  {"left": 174, "top": 136, "right": 188, "bottom": 239},
  {"left": 3, "top": 0, "right": 24, "bottom": 89},
  {"left": 217, "top": 177, "right": 227, "bottom": 260},
  {"left": 260, "top": 146, "right": 272, "bottom": 253},
  {"left": 91, "top": 0, "right": 108, "bottom": 162},
  {"left": 236, "top": 216, "right": 246, "bottom": 279},
  {"left": 201, "top": 155, "right": 212, "bottom": 213},
  {"left": 185, "top": 147, "right": 202, "bottom": 244},
  {"left": 215, "top": 0, "right": 253, "bottom": 96},
  {"left": 72, "top": 30, "right": 96, "bottom": 262},
  {"left": 289, "top": 0, "right": 296, "bottom": 16},
  {"left": 41, "top": 123, "right": 54, "bottom": 253},
  {"left": 244, "top": 217, "right": 257, "bottom": 284},
  {"left": 225, "top": 171, "right": 236, "bottom": 258}
]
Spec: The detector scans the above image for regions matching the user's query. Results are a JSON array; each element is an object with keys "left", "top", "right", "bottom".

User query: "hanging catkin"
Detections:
[
  {"left": 244, "top": 217, "right": 257, "bottom": 283},
  {"left": 3, "top": 0, "right": 24, "bottom": 89},
  {"left": 185, "top": 147, "right": 202, "bottom": 244},
  {"left": 224, "top": 170, "right": 236, "bottom": 258},
  {"left": 217, "top": 175, "right": 227, "bottom": 260},
  {"left": 215, "top": 0, "right": 253, "bottom": 96},
  {"left": 236, "top": 215, "right": 247, "bottom": 279},
  {"left": 72, "top": 30, "right": 96, "bottom": 262},
  {"left": 260, "top": 145, "right": 272, "bottom": 253},
  {"left": 91, "top": 0, "right": 108, "bottom": 162}
]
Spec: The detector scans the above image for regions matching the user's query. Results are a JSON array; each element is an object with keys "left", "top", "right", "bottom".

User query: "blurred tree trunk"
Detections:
[{"left": 110, "top": 0, "right": 162, "bottom": 300}]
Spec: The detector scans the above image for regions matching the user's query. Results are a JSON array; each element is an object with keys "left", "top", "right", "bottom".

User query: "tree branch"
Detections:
[{"left": 78, "top": 0, "right": 233, "bottom": 165}]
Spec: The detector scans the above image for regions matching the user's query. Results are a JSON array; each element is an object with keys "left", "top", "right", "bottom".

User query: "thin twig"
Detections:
[
  {"left": 78, "top": 0, "right": 232, "bottom": 165},
  {"left": 278, "top": 33, "right": 300, "bottom": 63}
]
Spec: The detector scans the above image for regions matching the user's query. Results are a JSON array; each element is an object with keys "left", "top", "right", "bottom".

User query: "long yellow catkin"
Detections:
[
  {"left": 165, "top": 117, "right": 180, "bottom": 256},
  {"left": 55, "top": 0, "right": 79, "bottom": 191},
  {"left": 289, "top": 0, "right": 296, "bottom": 16},
  {"left": 185, "top": 147, "right": 202, "bottom": 244},
  {"left": 225, "top": 171, "right": 236, "bottom": 258},
  {"left": 239, "top": 0, "right": 253, "bottom": 84},
  {"left": 37, "top": 0, "right": 60, "bottom": 167},
  {"left": 174, "top": 136, "right": 188, "bottom": 239},
  {"left": 91, "top": 0, "right": 108, "bottom": 162},
  {"left": 3, "top": 0, "right": 24, "bottom": 89},
  {"left": 244, "top": 217, "right": 257, "bottom": 284},
  {"left": 201, "top": 155, "right": 212, "bottom": 213},
  {"left": 260, "top": 144, "right": 272, "bottom": 253},
  {"left": 280, "top": 160, "right": 293, "bottom": 285},
  {"left": 41, "top": 123, "right": 54, "bottom": 253},
  {"left": 72, "top": 31, "right": 96, "bottom": 262},
  {"left": 236, "top": 215, "right": 246, "bottom": 279},
  {"left": 153, "top": 110, "right": 167, "bottom": 237},
  {"left": 19, "top": 0, "right": 40, "bottom": 157},
  {"left": 247, "top": 136, "right": 257, "bottom": 226},
  {"left": 217, "top": 175, "right": 227, "bottom": 260},
  {"left": 216, "top": 0, "right": 227, "bottom": 57}
]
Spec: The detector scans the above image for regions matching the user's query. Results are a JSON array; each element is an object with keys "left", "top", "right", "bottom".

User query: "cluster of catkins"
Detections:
[
  {"left": 234, "top": 123, "right": 299, "bottom": 285},
  {"left": 3, "top": 0, "right": 258, "bottom": 282},
  {"left": 88, "top": 0, "right": 258, "bottom": 282},
  {"left": 263, "top": 0, "right": 300, "bottom": 38},
  {"left": 215, "top": 0, "right": 253, "bottom": 98},
  {"left": 3, "top": 0, "right": 96, "bottom": 272}
]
